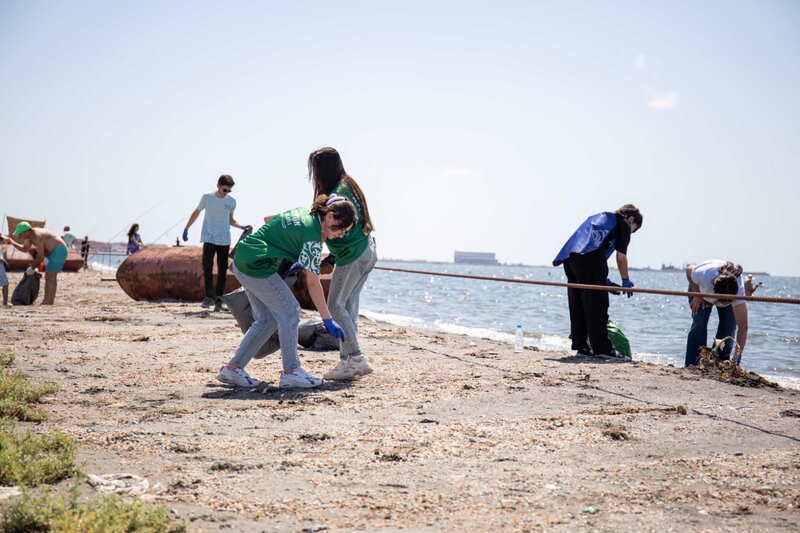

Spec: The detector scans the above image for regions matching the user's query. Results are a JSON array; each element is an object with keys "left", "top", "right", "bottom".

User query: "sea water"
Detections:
[
  {"left": 361, "top": 261, "right": 800, "bottom": 388},
  {"left": 93, "top": 253, "right": 800, "bottom": 388}
]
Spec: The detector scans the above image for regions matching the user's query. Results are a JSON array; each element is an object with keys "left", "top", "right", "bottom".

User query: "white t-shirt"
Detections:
[
  {"left": 690, "top": 259, "right": 745, "bottom": 307},
  {"left": 197, "top": 192, "right": 236, "bottom": 246},
  {"left": 62, "top": 233, "right": 77, "bottom": 248}
]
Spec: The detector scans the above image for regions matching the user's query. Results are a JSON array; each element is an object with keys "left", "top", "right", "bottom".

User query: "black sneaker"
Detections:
[
  {"left": 201, "top": 297, "right": 214, "bottom": 309},
  {"left": 576, "top": 348, "right": 593, "bottom": 356},
  {"left": 594, "top": 349, "right": 621, "bottom": 359},
  {"left": 214, "top": 299, "right": 227, "bottom": 312}
]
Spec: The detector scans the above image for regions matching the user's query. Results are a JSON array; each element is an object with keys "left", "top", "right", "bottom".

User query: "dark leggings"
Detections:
[
  {"left": 202, "top": 243, "right": 230, "bottom": 299},
  {"left": 563, "top": 250, "right": 615, "bottom": 355}
]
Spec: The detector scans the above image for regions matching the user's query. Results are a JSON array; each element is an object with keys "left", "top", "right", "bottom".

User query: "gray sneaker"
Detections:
[
  {"left": 214, "top": 299, "right": 227, "bottom": 312},
  {"left": 201, "top": 297, "right": 214, "bottom": 309}
]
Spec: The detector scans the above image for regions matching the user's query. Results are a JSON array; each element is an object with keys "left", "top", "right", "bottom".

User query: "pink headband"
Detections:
[{"left": 326, "top": 194, "right": 346, "bottom": 206}]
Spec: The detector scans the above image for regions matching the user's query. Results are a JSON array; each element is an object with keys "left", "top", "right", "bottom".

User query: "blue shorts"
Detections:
[{"left": 46, "top": 245, "right": 68, "bottom": 273}]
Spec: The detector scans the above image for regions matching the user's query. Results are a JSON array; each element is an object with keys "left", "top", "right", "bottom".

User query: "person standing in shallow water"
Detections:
[
  {"left": 552, "top": 204, "right": 643, "bottom": 357},
  {"left": 182, "top": 175, "right": 251, "bottom": 312},
  {"left": 685, "top": 260, "right": 749, "bottom": 366},
  {"left": 216, "top": 194, "right": 353, "bottom": 389},
  {"left": 308, "top": 147, "right": 377, "bottom": 381}
]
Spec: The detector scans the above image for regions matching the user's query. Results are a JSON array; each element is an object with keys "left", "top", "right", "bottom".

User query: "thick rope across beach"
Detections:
[{"left": 374, "top": 266, "right": 800, "bottom": 305}]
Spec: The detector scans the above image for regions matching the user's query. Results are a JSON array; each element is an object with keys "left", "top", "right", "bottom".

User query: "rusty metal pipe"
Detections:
[{"left": 115, "top": 247, "right": 329, "bottom": 309}]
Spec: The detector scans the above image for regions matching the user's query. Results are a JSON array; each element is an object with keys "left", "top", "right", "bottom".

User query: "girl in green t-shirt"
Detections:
[
  {"left": 216, "top": 194, "right": 356, "bottom": 389},
  {"left": 308, "top": 147, "right": 377, "bottom": 381}
]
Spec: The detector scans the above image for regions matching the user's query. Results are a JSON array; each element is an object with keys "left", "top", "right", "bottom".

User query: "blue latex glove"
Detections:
[
  {"left": 322, "top": 317, "right": 345, "bottom": 340},
  {"left": 606, "top": 278, "right": 621, "bottom": 296},
  {"left": 241, "top": 225, "right": 253, "bottom": 233},
  {"left": 286, "top": 262, "right": 302, "bottom": 275},
  {"left": 622, "top": 278, "right": 634, "bottom": 298},
  {"left": 2, "top": 260, "right": 8, "bottom": 272},
  {"left": 182, "top": 228, "right": 189, "bottom": 242}
]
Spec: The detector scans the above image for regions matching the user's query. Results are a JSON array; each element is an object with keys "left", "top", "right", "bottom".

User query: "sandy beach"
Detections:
[{"left": 2, "top": 269, "right": 798, "bottom": 532}]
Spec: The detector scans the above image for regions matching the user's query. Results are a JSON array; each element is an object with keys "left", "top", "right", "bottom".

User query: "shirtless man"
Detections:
[{"left": 7, "top": 221, "right": 68, "bottom": 305}]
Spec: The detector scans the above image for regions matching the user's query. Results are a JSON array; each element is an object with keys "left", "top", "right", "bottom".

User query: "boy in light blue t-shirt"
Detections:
[{"left": 182, "top": 175, "right": 251, "bottom": 311}]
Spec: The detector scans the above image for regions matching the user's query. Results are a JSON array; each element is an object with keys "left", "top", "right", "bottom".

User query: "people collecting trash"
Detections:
[
  {"left": 552, "top": 204, "right": 642, "bottom": 358},
  {"left": 182, "top": 174, "right": 251, "bottom": 312},
  {"left": 307, "top": 147, "right": 377, "bottom": 381},
  {"left": 216, "top": 194, "right": 355, "bottom": 389},
  {"left": 6, "top": 222, "right": 68, "bottom": 305},
  {"left": 685, "top": 260, "right": 749, "bottom": 366}
]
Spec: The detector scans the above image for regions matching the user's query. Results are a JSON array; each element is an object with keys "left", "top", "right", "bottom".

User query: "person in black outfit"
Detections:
[
  {"left": 553, "top": 204, "right": 643, "bottom": 357},
  {"left": 80, "top": 236, "right": 90, "bottom": 270}
]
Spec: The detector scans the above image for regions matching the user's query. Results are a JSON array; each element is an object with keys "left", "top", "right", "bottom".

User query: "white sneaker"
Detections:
[
  {"left": 217, "top": 365, "right": 261, "bottom": 387},
  {"left": 280, "top": 366, "right": 323, "bottom": 389},
  {"left": 323, "top": 355, "right": 373, "bottom": 381}
]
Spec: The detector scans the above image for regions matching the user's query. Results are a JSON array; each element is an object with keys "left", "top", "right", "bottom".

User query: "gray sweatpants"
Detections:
[
  {"left": 230, "top": 265, "right": 301, "bottom": 372},
  {"left": 328, "top": 237, "right": 377, "bottom": 360}
]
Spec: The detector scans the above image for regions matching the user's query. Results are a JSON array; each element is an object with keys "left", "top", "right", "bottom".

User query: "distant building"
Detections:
[{"left": 454, "top": 251, "right": 498, "bottom": 265}]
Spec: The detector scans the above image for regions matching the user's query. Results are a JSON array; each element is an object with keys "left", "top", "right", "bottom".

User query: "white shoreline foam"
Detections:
[{"left": 360, "top": 309, "right": 800, "bottom": 391}]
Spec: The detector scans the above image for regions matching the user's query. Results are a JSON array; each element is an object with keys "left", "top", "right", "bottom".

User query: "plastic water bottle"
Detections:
[{"left": 514, "top": 325, "right": 524, "bottom": 352}]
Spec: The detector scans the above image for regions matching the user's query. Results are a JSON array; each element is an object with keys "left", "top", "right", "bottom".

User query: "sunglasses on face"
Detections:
[{"left": 221, "top": 188, "right": 232, "bottom": 193}]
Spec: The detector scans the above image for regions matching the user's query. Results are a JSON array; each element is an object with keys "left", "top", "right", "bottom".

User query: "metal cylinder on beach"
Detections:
[{"left": 115, "top": 247, "right": 330, "bottom": 309}]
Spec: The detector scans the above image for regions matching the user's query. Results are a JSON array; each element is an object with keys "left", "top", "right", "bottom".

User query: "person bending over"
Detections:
[
  {"left": 216, "top": 194, "right": 353, "bottom": 389},
  {"left": 7, "top": 222, "right": 69, "bottom": 305},
  {"left": 552, "top": 204, "right": 643, "bottom": 357},
  {"left": 308, "top": 147, "right": 377, "bottom": 381},
  {"left": 685, "top": 260, "right": 749, "bottom": 366}
]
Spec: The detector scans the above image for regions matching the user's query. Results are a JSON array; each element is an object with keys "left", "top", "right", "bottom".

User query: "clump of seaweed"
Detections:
[{"left": 695, "top": 346, "right": 781, "bottom": 389}]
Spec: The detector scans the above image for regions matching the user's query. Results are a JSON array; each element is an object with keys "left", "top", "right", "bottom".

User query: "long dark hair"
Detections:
[
  {"left": 308, "top": 147, "right": 374, "bottom": 234},
  {"left": 310, "top": 194, "right": 356, "bottom": 231},
  {"left": 127, "top": 224, "right": 139, "bottom": 239}
]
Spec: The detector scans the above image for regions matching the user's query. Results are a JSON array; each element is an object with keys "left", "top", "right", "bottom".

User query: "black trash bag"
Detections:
[
  {"left": 219, "top": 259, "right": 302, "bottom": 360},
  {"left": 297, "top": 320, "right": 339, "bottom": 351},
  {"left": 12, "top": 271, "right": 41, "bottom": 306}
]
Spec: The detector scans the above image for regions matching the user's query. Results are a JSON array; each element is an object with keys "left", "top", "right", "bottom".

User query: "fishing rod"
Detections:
[
  {"left": 374, "top": 266, "right": 800, "bottom": 305},
  {"left": 149, "top": 216, "right": 189, "bottom": 245},
  {"left": 105, "top": 201, "right": 165, "bottom": 244}
]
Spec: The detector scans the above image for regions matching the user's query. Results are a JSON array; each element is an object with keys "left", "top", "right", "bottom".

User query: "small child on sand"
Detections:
[{"left": 0, "top": 234, "right": 10, "bottom": 307}]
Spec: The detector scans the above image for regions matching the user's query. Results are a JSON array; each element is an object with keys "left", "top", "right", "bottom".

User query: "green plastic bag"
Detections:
[{"left": 607, "top": 320, "right": 632, "bottom": 359}]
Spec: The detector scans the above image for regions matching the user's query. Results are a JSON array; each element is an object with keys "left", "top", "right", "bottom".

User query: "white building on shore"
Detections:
[{"left": 454, "top": 251, "right": 498, "bottom": 265}]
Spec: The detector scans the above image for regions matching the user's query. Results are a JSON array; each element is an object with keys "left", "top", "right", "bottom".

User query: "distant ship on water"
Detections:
[{"left": 454, "top": 251, "right": 498, "bottom": 265}]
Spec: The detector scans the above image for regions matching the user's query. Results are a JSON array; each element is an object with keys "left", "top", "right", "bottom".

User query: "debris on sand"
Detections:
[{"left": 692, "top": 347, "right": 782, "bottom": 389}]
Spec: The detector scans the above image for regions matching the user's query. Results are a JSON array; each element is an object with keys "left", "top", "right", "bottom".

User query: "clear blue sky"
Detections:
[{"left": 2, "top": 0, "right": 798, "bottom": 275}]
